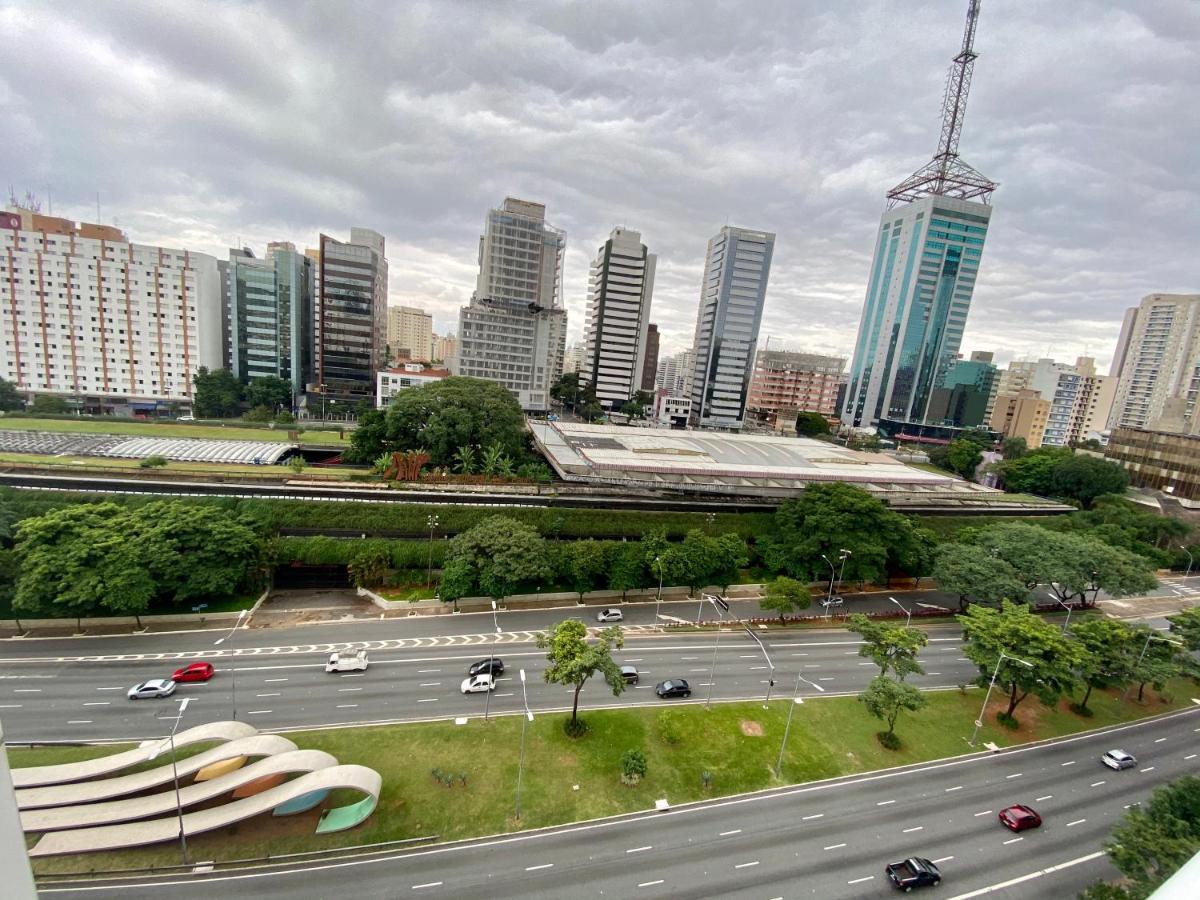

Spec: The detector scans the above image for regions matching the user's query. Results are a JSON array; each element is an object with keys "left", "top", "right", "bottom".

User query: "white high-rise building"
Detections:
[
  {"left": 455, "top": 198, "right": 567, "bottom": 412},
  {"left": 1109, "top": 294, "right": 1200, "bottom": 431},
  {"left": 0, "top": 207, "right": 222, "bottom": 411},
  {"left": 688, "top": 226, "right": 775, "bottom": 429},
  {"left": 656, "top": 348, "right": 695, "bottom": 396},
  {"left": 996, "top": 356, "right": 1116, "bottom": 447},
  {"left": 582, "top": 227, "right": 656, "bottom": 410}
]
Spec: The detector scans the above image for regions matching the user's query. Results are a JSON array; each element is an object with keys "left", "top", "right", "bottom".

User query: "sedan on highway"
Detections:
[
  {"left": 655, "top": 679, "right": 691, "bottom": 698},
  {"left": 127, "top": 679, "right": 177, "bottom": 700},
  {"left": 596, "top": 608, "right": 624, "bottom": 623},
  {"left": 1101, "top": 749, "right": 1138, "bottom": 770},
  {"left": 171, "top": 661, "right": 215, "bottom": 683},
  {"left": 468, "top": 658, "right": 504, "bottom": 677},
  {"left": 461, "top": 673, "right": 496, "bottom": 694},
  {"left": 998, "top": 804, "right": 1042, "bottom": 832}
]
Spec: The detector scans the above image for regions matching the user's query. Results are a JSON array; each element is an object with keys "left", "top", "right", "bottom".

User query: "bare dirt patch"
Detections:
[{"left": 739, "top": 720, "right": 764, "bottom": 736}]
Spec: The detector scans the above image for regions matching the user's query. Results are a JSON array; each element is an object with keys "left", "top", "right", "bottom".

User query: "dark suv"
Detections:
[
  {"left": 655, "top": 679, "right": 691, "bottom": 698},
  {"left": 886, "top": 857, "right": 941, "bottom": 891},
  {"left": 468, "top": 657, "right": 504, "bottom": 677}
]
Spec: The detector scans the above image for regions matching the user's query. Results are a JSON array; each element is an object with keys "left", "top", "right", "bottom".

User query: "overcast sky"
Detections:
[{"left": 2, "top": 0, "right": 1197, "bottom": 370}]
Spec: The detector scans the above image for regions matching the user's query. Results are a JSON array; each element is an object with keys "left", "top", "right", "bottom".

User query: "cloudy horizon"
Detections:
[{"left": 2, "top": 0, "right": 1196, "bottom": 371}]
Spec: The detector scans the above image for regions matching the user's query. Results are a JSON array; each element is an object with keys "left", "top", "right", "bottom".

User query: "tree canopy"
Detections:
[
  {"left": 795, "top": 412, "right": 830, "bottom": 438},
  {"left": 847, "top": 613, "right": 928, "bottom": 681},
  {"left": 858, "top": 675, "right": 926, "bottom": 740},
  {"left": 245, "top": 375, "right": 293, "bottom": 412},
  {"left": 439, "top": 515, "right": 550, "bottom": 602},
  {"left": 192, "top": 367, "right": 243, "bottom": 418},
  {"left": 760, "top": 576, "right": 812, "bottom": 623},
  {"left": 537, "top": 618, "right": 625, "bottom": 731},
  {"left": 390, "top": 377, "right": 528, "bottom": 468},
  {"left": 1069, "top": 616, "right": 1134, "bottom": 711},
  {"left": 0, "top": 377, "right": 23, "bottom": 412},
  {"left": 932, "top": 542, "right": 1029, "bottom": 610},
  {"left": 1050, "top": 454, "right": 1129, "bottom": 508}
]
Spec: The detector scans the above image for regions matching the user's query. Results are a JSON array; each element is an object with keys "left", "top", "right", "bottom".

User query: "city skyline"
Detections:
[{"left": 1, "top": 1, "right": 1196, "bottom": 369}]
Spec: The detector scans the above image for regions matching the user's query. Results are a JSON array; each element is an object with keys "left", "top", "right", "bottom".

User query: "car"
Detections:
[
  {"left": 461, "top": 673, "right": 496, "bottom": 694},
  {"left": 620, "top": 665, "right": 639, "bottom": 685},
  {"left": 1101, "top": 749, "right": 1138, "bottom": 770},
  {"left": 468, "top": 657, "right": 504, "bottom": 677},
  {"left": 127, "top": 679, "right": 178, "bottom": 700},
  {"left": 885, "top": 857, "right": 941, "bottom": 892},
  {"left": 998, "top": 804, "right": 1042, "bottom": 832},
  {"left": 597, "top": 608, "right": 624, "bottom": 623},
  {"left": 171, "top": 661, "right": 215, "bottom": 683},
  {"left": 326, "top": 649, "right": 369, "bottom": 673},
  {"left": 655, "top": 679, "right": 691, "bottom": 698},
  {"left": 821, "top": 595, "right": 845, "bottom": 608},
  {"left": 176, "top": 415, "right": 195, "bottom": 421}
]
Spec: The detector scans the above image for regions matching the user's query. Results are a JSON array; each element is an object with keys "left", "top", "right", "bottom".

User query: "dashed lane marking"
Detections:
[{"left": 825, "top": 843, "right": 847, "bottom": 850}]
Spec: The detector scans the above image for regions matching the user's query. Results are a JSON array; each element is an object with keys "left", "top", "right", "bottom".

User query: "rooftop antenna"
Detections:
[
  {"left": 886, "top": 0, "right": 997, "bottom": 208},
  {"left": 96, "top": 192, "right": 101, "bottom": 223}
]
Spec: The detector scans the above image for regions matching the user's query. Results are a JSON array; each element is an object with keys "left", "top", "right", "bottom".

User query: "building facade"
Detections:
[
  {"left": 0, "top": 208, "right": 222, "bottom": 411},
  {"left": 990, "top": 389, "right": 1051, "bottom": 448},
  {"left": 688, "top": 226, "right": 775, "bottom": 429},
  {"left": 315, "top": 228, "right": 388, "bottom": 401},
  {"left": 375, "top": 360, "right": 451, "bottom": 408},
  {"left": 1109, "top": 293, "right": 1200, "bottom": 432},
  {"left": 641, "top": 323, "right": 660, "bottom": 393},
  {"left": 455, "top": 198, "right": 567, "bottom": 412},
  {"left": 656, "top": 348, "right": 695, "bottom": 397},
  {"left": 926, "top": 353, "right": 998, "bottom": 428},
  {"left": 582, "top": 227, "right": 656, "bottom": 410},
  {"left": 1106, "top": 426, "right": 1200, "bottom": 507},
  {"left": 226, "top": 243, "right": 314, "bottom": 396},
  {"left": 994, "top": 356, "right": 1116, "bottom": 447},
  {"left": 387, "top": 304, "right": 433, "bottom": 361},
  {"left": 432, "top": 332, "right": 457, "bottom": 364},
  {"left": 653, "top": 390, "right": 691, "bottom": 428},
  {"left": 746, "top": 350, "right": 846, "bottom": 422}
]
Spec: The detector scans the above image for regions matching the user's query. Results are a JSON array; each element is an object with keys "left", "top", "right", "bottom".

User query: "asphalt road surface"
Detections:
[{"left": 36, "top": 706, "right": 1200, "bottom": 899}]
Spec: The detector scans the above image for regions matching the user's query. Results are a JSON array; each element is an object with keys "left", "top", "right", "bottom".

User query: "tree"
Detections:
[
  {"left": 760, "top": 576, "right": 812, "bottom": 623},
  {"left": 563, "top": 539, "right": 608, "bottom": 601},
  {"left": 932, "top": 543, "right": 1028, "bottom": 610},
  {"left": 443, "top": 515, "right": 550, "bottom": 601},
  {"left": 344, "top": 409, "right": 389, "bottom": 464},
  {"left": 795, "top": 412, "right": 830, "bottom": 438},
  {"left": 858, "top": 675, "right": 927, "bottom": 744},
  {"left": 658, "top": 529, "right": 721, "bottom": 596},
  {"left": 480, "top": 442, "right": 510, "bottom": 478},
  {"left": 1058, "top": 496, "right": 1189, "bottom": 566},
  {"left": 1129, "top": 625, "right": 1189, "bottom": 703},
  {"left": 945, "top": 438, "right": 984, "bottom": 481},
  {"left": 847, "top": 613, "right": 928, "bottom": 681},
  {"left": 245, "top": 375, "right": 293, "bottom": 412},
  {"left": 1167, "top": 606, "right": 1200, "bottom": 651},
  {"left": 385, "top": 377, "right": 527, "bottom": 469},
  {"left": 1000, "top": 436, "right": 1027, "bottom": 460},
  {"left": 348, "top": 544, "right": 391, "bottom": 588},
  {"left": 957, "top": 602, "right": 1080, "bottom": 722},
  {"left": 1097, "top": 775, "right": 1200, "bottom": 899},
  {"left": 607, "top": 544, "right": 646, "bottom": 600},
  {"left": 1050, "top": 455, "right": 1129, "bottom": 509},
  {"left": 620, "top": 748, "right": 648, "bottom": 785},
  {"left": 192, "top": 367, "right": 243, "bottom": 418},
  {"left": 29, "top": 394, "right": 68, "bottom": 414},
  {"left": 619, "top": 400, "right": 644, "bottom": 419},
  {"left": 1069, "top": 617, "right": 1134, "bottom": 712},
  {"left": 536, "top": 618, "right": 625, "bottom": 734},
  {"left": 711, "top": 533, "right": 749, "bottom": 592},
  {"left": 550, "top": 372, "right": 598, "bottom": 413},
  {"left": 995, "top": 446, "right": 1072, "bottom": 495},
  {"left": 0, "top": 377, "right": 23, "bottom": 412}
]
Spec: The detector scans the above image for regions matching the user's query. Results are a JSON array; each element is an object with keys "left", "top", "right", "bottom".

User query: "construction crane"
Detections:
[{"left": 886, "top": 0, "right": 997, "bottom": 207}]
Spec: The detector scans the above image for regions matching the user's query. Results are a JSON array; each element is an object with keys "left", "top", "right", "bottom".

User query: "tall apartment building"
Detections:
[
  {"left": 0, "top": 207, "right": 222, "bottom": 411},
  {"left": 641, "top": 323, "right": 660, "bottom": 393},
  {"left": 655, "top": 348, "right": 695, "bottom": 396},
  {"left": 747, "top": 350, "right": 846, "bottom": 421},
  {"left": 582, "top": 227, "right": 656, "bottom": 410},
  {"left": 226, "top": 242, "right": 314, "bottom": 396},
  {"left": 387, "top": 304, "right": 433, "bottom": 360},
  {"left": 314, "top": 228, "right": 388, "bottom": 400},
  {"left": 432, "top": 332, "right": 457, "bottom": 364},
  {"left": 562, "top": 341, "right": 585, "bottom": 375},
  {"left": 992, "top": 357, "right": 1115, "bottom": 447},
  {"left": 926, "top": 352, "right": 998, "bottom": 428},
  {"left": 990, "top": 390, "right": 1051, "bottom": 448},
  {"left": 1109, "top": 293, "right": 1200, "bottom": 432},
  {"left": 688, "top": 226, "right": 775, "bottom": 429},
  {"left": 455, "top": 198, "right": 567, "bottom": 412}
]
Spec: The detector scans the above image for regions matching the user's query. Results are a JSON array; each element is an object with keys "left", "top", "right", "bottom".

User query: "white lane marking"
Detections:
[
  {"left": 417, "top": 669, "right": 441, "bottom": 674},
  {"left": 246, "top": 709, "right": 272, "bottom": 715},
  {"left": 804, "top": 664, "right": 820, "bottom": 669},
  {"left": 340, "top": 673, "right": 366, "bottom": 678},
  {"left": 13, "top": 688, "right": 42, "bottom": 693},
  {"left": 927, "top": 672, "right": 942, "bottom": 676},
  {"left": 419, "top": 682, "right": 441, "bottom": 687},
  {"left": 943, "top": 850, "right": 1105, "bottom": 899},
  {"left": 525, "top": 863, "right": 553, "bottom": 871},
  {"left": 1036, "top": 795, "right": 1052, "bottom": 802},
  {"left": 848, "top": 876, "right": 874, "bottom": 885},
  {"left": 411, "top": 882, "right": 442, "bottom": 890},
  {"left": 1003, "top": 837, "right": 1023, "bottom": 845},
  {"left": 1154, "top": 737, "right": 1166, "bottom": 743},
  {"left": 1061, "top": 760, "right": 1076, "bottom": 766},
  {"left": 973, "top": 810, "right": 992, "bottom": 816},
  {"left": 1140, "top": 767, "right": 1155, "bottom": 772},
  {"left": 495, "top": 693, "right": 514, "bottom": 698},
  {"left": 680, "top": 656, "right": 699, "bottom": 661},
  {"left": 824, "top": 843, "right": 847, "bottom": 850},
  {"left": 933, "top": 856, "right": 955, "bottom": 864},
  {"left": 264, "top": 678, "right": 288, "bottom": 683},
  {"left": 1090, "top": 781, "right": 1105, "bottom": 787},
  {"left": 1006, "top": 773, "right": 1022, "bottom": 779},
  {"left": 66, "top": 720, "right": 92, "bottom": 724},
  {"left": 626, "top": 846, "right": 652, "bottom": 854},
  {"left": 1066, "top": 818, "right": 1086, "bottom": 827},
  {"left": 338, "top": 687, "right": 363, "bottom": 692},
  {"left": 82, "top": 701, "right": 110, "bottom": 706},
  {"left": 336, "top": 704, "right": 358, "bottom": 709},
  {"left": 638, "top": 880, "right": 664, "bottom": 888},
  {"left": 802, "top": 813, "right": 824, "bottom": 820},
  {"left": 902, "top": 826, "right": 923, "bottom": 833},
  {"left": 843, "top": 651, "right": 858, "bottom": 656},
  {"left": 857, "top": 662, "right": 875, "bottom": 666},
  {"left": 740, "top": 655, "right": 758, "bottom": 659},
  {"left": 256, "top": 693, "right": 280, "bottom": 698},
  {"left": 625, "top": 659, "right": 643, "bottom": 663},
  {"left": 945, "top": 786, "right": 963, "bottom": 792},
  {"left": 792, "top": 652, "right": 808, "bottom": 656},
  {"left": 720, "top": 829, "right": 741, "bottom": 836},
  {"left": 96, "top": 686, "right": 123, "bottom": 691},
  {"left": 734, "top": 861, "right": 759, "bottom": 869},
  {"left": 750, "top": 666, "right": 768, "bottom": 670},
  {"left": 689, "top": 668, "right": 708, "bottom": 673},
  {"left": 0, "top": 704, "right": 21, "bottom": 709},
  {"left": 1185, "top": 754, "right": 1197, "bottom": 760},
  {"left": 877, "top": 800, "right": 895, "bottom": 806},
  {"left": 818, "top": 677, "right": 835, "bottom": 682},
  {"left": 418, "top": 698, "right": 438, "bottom": 703}
]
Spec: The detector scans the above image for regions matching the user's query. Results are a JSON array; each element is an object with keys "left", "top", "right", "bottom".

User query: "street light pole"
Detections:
[
  {"left": 889, "top": 596, "right": 911, "bottom": 629},
  {"left": 426, "top": 514, "right": 440, "bottom": 586},
  {"left": 774, "top": 673, "right": 804, "bottom": 778},
  {"left": 836, "top": 548, "right": 851, "bottom": 593},
  {"left": 1054, "top": 598, "right": 1073, "bottom": 632},
  {"left": 149, "top": 697, "right": 191, "bottom": 865},
  {"left": 484, "top": 601, "right": 500, "bottom": 722},
  {"left": 820, "top": 554, "right": 836, "bottom": 617},
  {"left": 1179, "top": 544, "right": 1194, "bottom": 579},
  {"left": 213, "top": 608, "right": 247, "bottom": 721},
  {"left": 1123, "top": 632, "right": 1184, "bottom": 699},
  {"left": 515, "top": 669, "right": 533, "bottom": 821},
  {"left": 968, "top": 651, "right": 1034, "bottom": 747},
  {"left": 654, "top": 555, "right": 663, "bottom": 632},
  {"left": 700, "top": 594, "right": 727, "bottom": 710}
]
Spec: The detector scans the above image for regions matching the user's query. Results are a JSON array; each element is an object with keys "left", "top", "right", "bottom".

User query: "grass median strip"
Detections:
[{"left": 14, "top": 678, "right": 1194, "bottom": 876}]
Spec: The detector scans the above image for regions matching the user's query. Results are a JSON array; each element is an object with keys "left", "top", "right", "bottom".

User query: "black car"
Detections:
[
  {"left": 886, "top": 857, "right": 941, "bottom": 891},
  {"left": 655, "top": 679, "right": 691, "bottom": 698},
  {"left": 468, "top": 657, "right": 504, "bottom": 677}
]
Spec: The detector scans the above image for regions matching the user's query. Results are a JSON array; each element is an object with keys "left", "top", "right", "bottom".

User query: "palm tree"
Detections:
[
  {"left": 453, "top": 445, "right": 477, "bottom": 475},
  {"left": 480, "top": 442, "right": 504, "bottom": 477}
]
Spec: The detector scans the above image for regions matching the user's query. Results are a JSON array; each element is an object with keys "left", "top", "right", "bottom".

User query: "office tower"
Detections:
[
  {"left": 314, "top": 228, "right": 388, "bottom": 400},
  {"left": 1109, "top": 293, "right": 1200, "bottom": 432},
  {"left": 641, "top": 323, "right": 660, "bottom": 393},
  {"left": 455, "top": 198, "right": 567, "bottom": 412},
  {"left": 992, "top": 356, "right": 1115, "bottom": 447},
  {"left": 387, "top": 305, "right": 433, "bottom": 361},
  {"left": 926, "top": 353, "right": 998, "bottom": 428},
  {"left": 227, "top": 243, "right": 314, "bottom": 396},
  {"left": 562, "top": 342, "right": 585, "bottom": 375},
  {"left": 842, "top": 0, "right": 997, "bottom": 432},
  {"left": 655, "top": 348, "right": 695, "bottom": 396},
  {"left": 0, "top": 207, "right": 221, "bottom": 412},
  {"left": 582, "top": 227, "right": 656, "bottom": 409},
  {"left": 747, "top": 350, "right": 847, "bottom": 420},
  {"left": 688, "top": 226, "right": 776, "bottom": 429}
]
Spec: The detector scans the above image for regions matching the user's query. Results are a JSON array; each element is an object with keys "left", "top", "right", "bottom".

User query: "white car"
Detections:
[
  {"left": 127, "top": 679, "right": 177, "bottom": 700},
  {"left": 460, "top": 673, "right": 496, "bottom": 694},
  {"left": 326, "top": 649, "right": 369, "bottom": 673},
  {"left": 176, "top": 415, "right": 195, "bottom": 422},
  {"left": 596, "top": 608, "right": 624, "bottom": 623},
  {"left": 1101, "top": 749, "right": 1138, "bottom": 770}
]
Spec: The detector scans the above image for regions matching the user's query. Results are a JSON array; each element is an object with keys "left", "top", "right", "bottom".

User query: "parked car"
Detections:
[
  {"left": 468, "top": 657, "right": 504, "bottom": 677},
  {"left": 171, "top": 661, "right": 215, "bottom": 683},
  {"left": 597, "top": 608, "right": 624, "bottom": 623},
  {"left": 176, "top": 415, "right": 195, "bottom": 421},
  {"left": 127, "top": 679, "right": 178, "bottom": 700},
  {"left": 885, "top": 857, "right": 941, "bottom": 891},
  {"left": 1101, "top": 749, "right": 1137, "bottom": 771},
  {"left": 461, "top": 673, "right": 496, "bottom": 694},
  {"left": 655, "top": 679, "right": 691, "bottom": 698},
  {"left": 998, "top": 804, "right": 1042, "bottom": 832},
  {"left": 620, "top": 665, "right": 639, "bottom": 685},
  {"left": 326, "top": 649, "right": 369, "bottom": 673},
  {"left": 821, "top": 595, "right": 845, "bottom": 609}
]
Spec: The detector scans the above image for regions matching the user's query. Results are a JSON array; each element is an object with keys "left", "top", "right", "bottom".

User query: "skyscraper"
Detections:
[
  {"left": 1108, "top": 293, "right": 1200, "bottom": 432},
  {"left": 842, "top": 0, "right": 997, "bottom": 432},
  {"left": 582, "top": 227, "right": 656, "bottom": 410},
  {"left": 315, "top": 227, "right": 388, "bottom": 400},
  {"left": 688, "top": 226, "right": 776, "bottom": 429},
  {"left": 387, "top": 304, "right": 433, "bottom": 360},
  {"left": 640, "top": 323, "right": 660, "bottom": 394}
]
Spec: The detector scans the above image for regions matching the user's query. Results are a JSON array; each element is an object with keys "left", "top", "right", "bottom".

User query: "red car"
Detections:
[
  {"left": 172, "top": 661, "right": 215, "bottom": 683},
  {"left": 999, "top": 804, "right": 1042, "bottom": 832}
]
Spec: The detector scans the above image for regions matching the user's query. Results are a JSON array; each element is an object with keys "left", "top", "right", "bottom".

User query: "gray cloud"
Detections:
[{"left": 2, "top": 0, "right": 1197, "bottom": 371}]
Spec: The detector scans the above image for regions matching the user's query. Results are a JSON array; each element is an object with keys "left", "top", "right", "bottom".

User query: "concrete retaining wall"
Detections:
[
  {"left": 356, "top": 584, "right": 764, "bottom": 615},
  {"left": 1, "top": 589, "right": 269, "bottom": 630}
]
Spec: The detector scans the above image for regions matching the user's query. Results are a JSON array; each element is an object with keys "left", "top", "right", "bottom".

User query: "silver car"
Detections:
[
  {"left": 597, "top": 608, "right": 624, "bottom": 623},
  {"left": 127, "top": 679, "right": 177, "bottom": 700},
  {"left": 1101, "top": 749, "right": 1137, "bottom": 770}
]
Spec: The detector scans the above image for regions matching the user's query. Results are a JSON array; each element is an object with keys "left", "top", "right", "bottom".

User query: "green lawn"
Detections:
[
  {"left": 0, "top": 416, "right": 350, "bottom": 446},
  {"left": 19, "top": 678, "right": 1195, "bottom": 876}
]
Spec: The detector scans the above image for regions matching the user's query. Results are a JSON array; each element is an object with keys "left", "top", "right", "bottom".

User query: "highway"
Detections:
[{"left": 36, "top": 705, "right": 1200, "bottom": 898}]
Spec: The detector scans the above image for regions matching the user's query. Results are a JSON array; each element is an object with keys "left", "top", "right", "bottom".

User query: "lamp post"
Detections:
[
  {"left": 1123, "top": 632, "right": 1184, "bottom": 699},
  {"left": 968, "top": 651, "right": 1034, "bottom": 747},
  {"left": 213, "top": 608, "right": 247, "bottom": 721},
  {"left": 515, "top": 669, "right": 533, "bottom": 821},
  {"left": 889, "top": 596, "right": 911, "bottom": 629},
  {"left": 426, "top": 514, "right": 440, "bottom": 586},
  {"left": 774, "top": 673, "right": 804, "bottom": 778},
  {"left": 654, "top": 555, "right": 663, "bottom": 632},
  {"left": 836, "top": 548, "right": 851, "bottom": 593},
  {"left": 484, "top": 600, "right": 500, "bottom": 722},
  {"left": 820, "top": 554, "right": 836, "bottom": 613},
  {"left": 1054, "top": 598, "right": 1073, "bottom": 632},
  {"left": 149, "top": 697, "right": 191, "bottom": 865},
  {"left": 700, "top": 593, "right": 728, "bottom": 710},
  {"left": 1179, "top": 544, "right": 1194, "bottom": 579}
]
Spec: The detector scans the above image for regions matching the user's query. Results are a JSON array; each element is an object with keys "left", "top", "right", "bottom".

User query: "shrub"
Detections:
[
  {"left": 657, "top": 709, "right": 684, "bottom": 745},
  {"left": 701, "top": 770, "right": 713, "bottom": 790},
  {"left": 621, "top": 749, "right": 648, "bottom": 785},
  {"left": 876, "top": 731, "right": 901, "bottom": 750},
  {"left": 139, "top": 455, "right": 168, "bottom": 468},
  {"left": 287, "top": 456, "right": 305, "bottom": 474},
  {"left": 996, "top": 712, "right": 1020, "bottom": 730}
]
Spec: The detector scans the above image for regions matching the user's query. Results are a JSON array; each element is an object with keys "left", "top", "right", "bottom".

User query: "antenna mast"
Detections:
[{"left": 886, "top": 0, "right": 996, "bottom": 208}]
